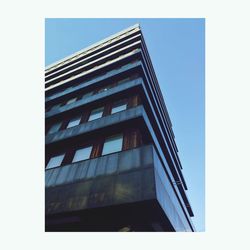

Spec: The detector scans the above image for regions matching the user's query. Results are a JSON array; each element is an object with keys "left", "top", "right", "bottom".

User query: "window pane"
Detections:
[
  {"left": 50, "top": 103, "right": 61, "bottom": 110},
  {"left": 48, "top": 122, "right": 62, "bottom": 134},
  {"left": 67, "top": 97, "right": 77, "bottom": 105},
  {"left": 117, "top": 77, "right": 130, "bottom": 86},
  {"left": 67, "top": 116, "right": 81, "bottom": 128},
  {"left": 102, "top": 134, "right": 123, "bottom": 155},
  {"left": 66, "top": 86, "right": 74, "bottom": 92},
  {"left": 88, "top": 107, "right": 104, "bottom": 121},
  {"left": 82, "top": 91, "right": 93, "bottom": 100},
  {"left": 72, "top": 146, "right": 93, "bottom": 163},
  {"left": 46, "top": 154, "right": 65, "bottom": 169},
  {"left": 111, "top": 101, "right": 127, "bottom": 114},
  {"left": 97, "top": 85, "right": 112, "bottom": 94}
]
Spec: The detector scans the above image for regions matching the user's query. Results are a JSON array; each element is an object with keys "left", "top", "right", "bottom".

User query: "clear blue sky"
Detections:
[{"left": 45, "top": 18, "right": 205, "bottom": 232}]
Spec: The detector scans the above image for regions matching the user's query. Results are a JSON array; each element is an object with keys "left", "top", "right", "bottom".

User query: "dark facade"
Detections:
[{"left": 45, "top": 24, "right": 195, "bottom": 232}]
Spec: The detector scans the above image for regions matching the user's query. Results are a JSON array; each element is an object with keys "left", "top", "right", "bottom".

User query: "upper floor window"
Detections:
[
  {"left": 67, "top": 116, "right": 81, "bottom": 129},
  {"left": 65, "top": 86, "right": 74, "bottom": 92},
  {"left": 50, "top": 103, "right": 61, "bottom": 111},
  {"left": 117, "top": 77, "right": 130, "bottom": 86},
  {"left": 82, "top": 91, "right": 93, "bottom": 100},
  {"left": 88, "top": 107, "right": 104, "bottom": 121},
  {"left": 102, "top": 134, "right": 123, "bottom": 155},
  {"left": 66, "top": 97, "right": 77, "bottom": 105},
  {"left": 97, "top": 85, "right": 112, "bottom": 94},
  {"left": 111, "top": 100, "right": 127, "bottom": 114},
  {"left": 46, "top": 154, "right": 65, "bottom": 169},
  {"left": 72, "top": 146, "right": 93, "bottom": 163},
  {"left": 47, "top": 122, "right": 62, "bottom": 134}
]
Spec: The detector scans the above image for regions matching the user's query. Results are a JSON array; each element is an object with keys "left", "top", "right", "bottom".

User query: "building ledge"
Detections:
[
  {"left": 46, "top": 105, "right": 144, "bottom": 145},
  {"left": 45, "top": 54, "right": 141, "bottom": 103},
  {"left": 45, "top": 77, "right": 142, "bottom": 120},
  {"left": 45, "top": 144, "right": 194, "bottom": 232}
]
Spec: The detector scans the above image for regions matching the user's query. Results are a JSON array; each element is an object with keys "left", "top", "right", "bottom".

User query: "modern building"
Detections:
[{"left": 45, "top": 24, "right": 195, "bottom": 232}]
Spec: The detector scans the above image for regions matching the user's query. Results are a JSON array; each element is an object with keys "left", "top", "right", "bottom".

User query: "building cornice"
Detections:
[{"left": 45, "top": 23, "right": 140, "bottom": 72}]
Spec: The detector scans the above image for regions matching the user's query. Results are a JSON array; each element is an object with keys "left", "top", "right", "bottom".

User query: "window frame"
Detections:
[
  {"left": 50, "top": 103, "right": 61, "bottom": 111},
  {"left": 81, "top": 91, "right": 93, "bottom": 100},
  {"left": 101, "top": 133, "right": 123, "bottom": 156},
  {"left": 111, "top": 99, "right": 127, "bottom": 115},
  {"left": 88, "top": 106, "right": 104, "bottom": 122},
  {"left": 72, "top": 145, "right": 93, "bottom": 163},
  {"left": 66, "top": 97, "right": 77, "bottom": 105},
  {"left": 46, "top": 153, "right": 65, "bottom": 169},
  {"left": 66, "top": 116, "right": 82, "bottom": 129},
  {"left": 47, "top": 121, "right": 62, "bottom": 134}
]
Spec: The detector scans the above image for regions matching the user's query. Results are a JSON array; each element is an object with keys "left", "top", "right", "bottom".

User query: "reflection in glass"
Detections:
[
  {"left": 46, "top": 154, "right": 65, "bottom": 169},
  {"left": 48, "top": 122, "right": 62, "bottom": 134},
  {"left": 111, "top": 100, "right": 127, "bottom": 114},
  {"left": 82, "top": 91, "right": 93, "bottom": 100},
  {"left": 66, "top": 97, "right": 77, "bottom": 105},
  {"left": 50, "top": 103, "right": 61, "bottom": 110},
  {"left": 67, "top": 116, "right": 81, "bottom": 128},
  {"left": 97, "top": 85, "right": 112, "bottom": 94},
  {"left": 117, "top": 77, "right": 130, "bottom": 86},
  {"left": 88, "top": 107, "right": 104, "bottom": 121},
  {"left": 72, "top": 146, "right": 93, "bottom": 162},
  {"left": 102, "top": 134, "right": 123, "bottom": 155}
]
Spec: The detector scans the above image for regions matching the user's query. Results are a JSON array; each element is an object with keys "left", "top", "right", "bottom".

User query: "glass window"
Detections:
[
  {"left": 66, "top": 86, "right": 74, "bottom": 92},
  {"left": 130, "top": 73, "right": 139, "bottom": 80},
  {"left": 97, "top": 85, "right": 112, "bottom": 94},
  {"left": 111, "top": 100, "right": 127, "bottom": 114},
  {"left": 47, "top": 122, "right": 62, "bottom": 134},
  {"left": 88, "top": 107, "right": 104, "bottom": 121},
  {"left": 82, "top": 91, "right": 93, "bottom": 100},
  {"left": 46, "top": 154, "right": 65, "bottom": 169},
  {"left": 50, "top": 103, "right": 61, "bottom": 110},
  {"left": 102, "top": 134, "right": 123, "bottom": 155},
  {"left": 66, "top": 97, "right": 77, "bottom": 105},
  {"left": 72, "top": 146, "right": 93, "bottom": 163},
  {"left": 67, "top": 116, "right": 81, "bottom": 129},
  {"left": 117, "top": 77, "right": 130, "bottom": 86}
]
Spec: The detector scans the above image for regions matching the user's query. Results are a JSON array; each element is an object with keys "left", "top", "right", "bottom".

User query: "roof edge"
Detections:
[{"left": 45, "top": 23, "right": 140, "bottom": 70}]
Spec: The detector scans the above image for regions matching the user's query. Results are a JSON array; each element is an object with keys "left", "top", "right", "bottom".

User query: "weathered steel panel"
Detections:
[
  {"left": 45, "top": 145, "right": 155, "bottom": 215},
  {"left": 54, "top": 165, "right": 71, "bottom": 186},
  {"left": 45, "top": 105, "right": 144, "bottom": 145},
  {"left": 95, "top": 156, "right": 107, "bottom": 176},
  {"left": 46, "top": 77, "right": 142, "bottom": 118},
  {"left": 106, "top": 153, "right": 118, "bottom": 174},
  {"left": 113, "top": 170, "right": 142, "bottom": 204},
  {"left": 153, "top": 149, "right": 192, "bottom": 232}
]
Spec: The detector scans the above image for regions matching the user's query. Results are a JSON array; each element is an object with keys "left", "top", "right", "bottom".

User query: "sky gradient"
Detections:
[{"left": 45, "top": 18, "right": 205, "bottom": 231}]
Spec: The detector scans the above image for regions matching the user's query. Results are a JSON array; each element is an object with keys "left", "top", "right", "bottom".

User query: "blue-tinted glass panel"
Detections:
[
  {"left": 67, "top": 116, "right": 81, "bottom": 128},
  {"left": 50, "top": 103, "right": 61, "bottom": 110},
  {"left": 46, "top": 154, "right": 65, "bottom": 169},
  {"left": 117, "top": 77, "right": 130, "bottom": 86},
  {"left": 72, "top": 146, "right": 93, "bottom": 163},
  {"left": 97, "top": 85, "right": 112, "bottom": 94},
  {"left": 48, "top": 122, "right": 62, "bottom": 134},
  {"left": 88, "top": 107, "right": 104, "bottom": 121},
  {"left": 82, "top": 92, "right": 93, "bottom": 100},
  {"left": 111, "top": 101, "right": 127, "bottom": 114},
  {"left": 66, "top": 97, "right": 77, "bottom": 105},
  {"left": 102, "top": 134, "right": 123, "bottom": 155}
]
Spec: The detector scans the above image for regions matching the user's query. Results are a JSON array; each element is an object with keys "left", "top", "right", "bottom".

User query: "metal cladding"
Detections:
[{"left": 45, "top": 24, "right": 195, "bottom": 232}]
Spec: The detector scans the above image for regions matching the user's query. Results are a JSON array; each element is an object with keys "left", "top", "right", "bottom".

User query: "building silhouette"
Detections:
[{"left": 45, "top": 24, "right": 195, "bottom": 232}]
